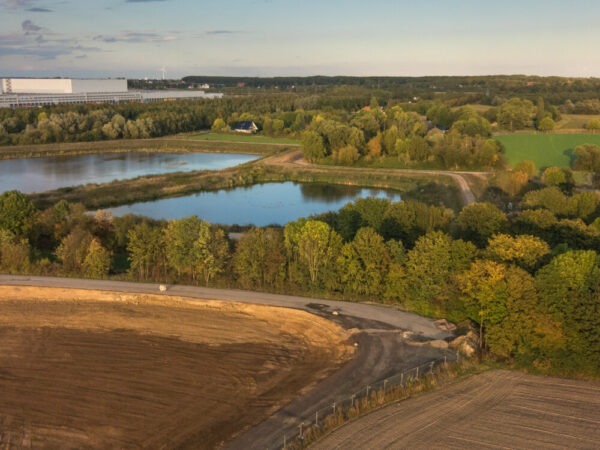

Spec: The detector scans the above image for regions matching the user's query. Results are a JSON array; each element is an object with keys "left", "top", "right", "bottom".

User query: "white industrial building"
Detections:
[
  {"left": 0, "top": 78, "right": 223, "bottom": 108},
  {"left": 1, "top": 78, "right": 127, "bottom": 95}
]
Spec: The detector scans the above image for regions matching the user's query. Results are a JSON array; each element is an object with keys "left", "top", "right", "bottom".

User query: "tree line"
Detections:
[{"left": 1, "top": 182, "right": 599, "bottom": 377}]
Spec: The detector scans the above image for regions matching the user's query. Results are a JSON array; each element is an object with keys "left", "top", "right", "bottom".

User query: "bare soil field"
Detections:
[
  {"left": 0, "top": 286, "right": 353, "bottom": 449},
  {"left": 312, "top": 369, "right": 600, "bottom": 450}
]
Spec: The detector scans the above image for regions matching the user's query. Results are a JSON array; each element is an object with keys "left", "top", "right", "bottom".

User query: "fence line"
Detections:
[{"left": 277, "top": 351, "right": 460, "bottom": 449}]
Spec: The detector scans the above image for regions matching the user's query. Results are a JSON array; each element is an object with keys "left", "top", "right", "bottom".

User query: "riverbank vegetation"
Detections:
[
  {"left": 0, "top": 135, "right": 289, "bottom": 160},
  {"left": 27, "top": 158, "right": 462, "bottom": 211}
]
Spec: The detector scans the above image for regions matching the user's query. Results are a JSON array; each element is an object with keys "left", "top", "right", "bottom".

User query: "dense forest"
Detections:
[
  {"left": 1, "top": 170, "right": 599, "bottom": 376},
  {"left": 2, "top": 75, "right": 600, "bottom": 156}
]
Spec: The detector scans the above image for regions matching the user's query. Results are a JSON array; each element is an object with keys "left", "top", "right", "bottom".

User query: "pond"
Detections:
[
  {"left": 0, "top": 152, "right": 259, "bottom": 194},
  {"left": 107, "top": 182, "right": 402, "bottom": 226}
]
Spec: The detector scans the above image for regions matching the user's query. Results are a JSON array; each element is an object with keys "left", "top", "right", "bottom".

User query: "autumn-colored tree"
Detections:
[
  {"left": 127, "top": 221, "right": 166, "bottom": 280},
  {"left": 537, "top": 116, "right": 555, "bottom": 132},
  {"left": 458, "top": 260, "right": 543, "bottom": 358},
  {"left": 56, "top": 227, "right": 94, "bottom": 274},
  {"left": 0, "top": 229, "right": 30, "bottom": 274},
  {"left": 82, "top": 238, "right": 111, "bottom": 278},
  {"left": 486, "top": 234, "right": 550, "bottom": 271},
  {"left": 297, "top": 220, "right": 342, "bottom": 286},
  {"left": 540, "top": 166, "right": 574, "bottom": 192},
  {"left": 211, "top": 117, "right": 229, "bottom": 132},
  {"left": 192, "top": 221, "right": 230, "bottom": 285}
]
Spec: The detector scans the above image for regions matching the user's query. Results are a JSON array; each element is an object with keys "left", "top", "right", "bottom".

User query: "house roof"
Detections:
[{"left": 235, "top": 121, "right": 257, "bottom": 130}]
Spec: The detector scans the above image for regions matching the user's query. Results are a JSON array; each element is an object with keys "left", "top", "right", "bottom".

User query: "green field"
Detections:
[
  {"left": 495, "top": 133, "right": 600, "bottom": 169},
  {"left": 189, "top": 133, "right": 299, "bottom": 145}
]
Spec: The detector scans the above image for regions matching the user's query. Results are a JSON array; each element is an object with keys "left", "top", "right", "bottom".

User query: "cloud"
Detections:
[
  {"left": 0, "top": 24, "right": 101, "bottom": 61},
  {"left": 22, "top": 20, "right": 42, "bottom": 32},
  {"left": 2, "top": 0, "right": 52, "bottom": 12},
  {"left": 2, "top": 0, "right": 33, "bottom": 10},
  {"left": 205, "top": 30, "right": 236, "bottom": 36},
  {"left": 93, "top": 31, "right": 177, "bottom": 43},
  {"left": 0, "top": 44, "right": 70, "bottom": 59}
]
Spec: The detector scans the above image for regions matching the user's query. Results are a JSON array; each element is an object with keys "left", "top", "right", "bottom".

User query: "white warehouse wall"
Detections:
[
  {"left": 1, "top": 78, "right": 127, "bottom": 94},
  {"left": 2, "top": 78, "right": 72, "bottom": 94},
  {"left": 70, "top": 79, "right": 127, "bottom": 93}
]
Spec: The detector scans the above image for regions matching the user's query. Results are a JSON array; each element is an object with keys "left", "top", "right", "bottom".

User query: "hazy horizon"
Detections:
[{"left": 1, "top": 0, "right": 599, "bottom": 79}]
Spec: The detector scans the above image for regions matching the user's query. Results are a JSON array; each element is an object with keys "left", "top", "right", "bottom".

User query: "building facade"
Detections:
[{"left": 0, "top": 78, "right": 223, "bottom": 108}]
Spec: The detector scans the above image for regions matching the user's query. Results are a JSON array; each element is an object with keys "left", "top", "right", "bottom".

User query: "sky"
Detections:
[{"left": 1, "top": 0, "right": 600, "bottom": 79}]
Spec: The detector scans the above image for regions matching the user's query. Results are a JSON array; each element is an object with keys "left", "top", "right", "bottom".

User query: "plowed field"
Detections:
[
  {"left": 312, "top": 370, "right": 600, "bottom": 450},
  {"left": 0, "top": 286, "right": 353, "bottom": 449}
]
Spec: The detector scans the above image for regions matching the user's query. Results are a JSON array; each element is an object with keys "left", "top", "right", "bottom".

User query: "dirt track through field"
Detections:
[
  {"left": 261, "top": 150, "right": 481, "bottom": 205},
  {"left": 312, "top": 370, "right": 600, "bottom": 450},
  {"left": 0, "top": 286, "right": 353, "bottom": 449}
]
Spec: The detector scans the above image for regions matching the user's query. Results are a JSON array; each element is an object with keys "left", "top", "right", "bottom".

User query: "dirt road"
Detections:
[
  {"left": 0, "top": 276, "right": 454, "bottom": 449},
  {"left": 312, "top": 370, "right": 600, "bottom": 450},
  {"left": 0, "top": 276, "right": 450, "bottom": 340},
  {"left": 261, "top": 150, "right": 484, "bottom": 205}
]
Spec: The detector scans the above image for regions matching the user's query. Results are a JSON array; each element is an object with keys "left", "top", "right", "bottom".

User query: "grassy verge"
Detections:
[
  {"left": 187, "top": 132, "right": 300, "bottom": 145},
  {"left": 495, "top": 133, "right": 600, "bottom": 169},
  {"left": 0, "top": 137, "right": 286, "bottom": 160}
]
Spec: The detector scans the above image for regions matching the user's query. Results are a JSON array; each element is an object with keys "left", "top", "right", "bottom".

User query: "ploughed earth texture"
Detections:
[{"left": 0, "top": 286, "right": 354, "bottom": 449}]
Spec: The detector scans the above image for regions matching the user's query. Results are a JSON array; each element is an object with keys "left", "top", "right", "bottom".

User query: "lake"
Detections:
[
  {"left": 0, "top": 152, "right": 258, "bottom": 194},
  {"left": 107, "top": 182, "right": 402, "bottom": 226}
]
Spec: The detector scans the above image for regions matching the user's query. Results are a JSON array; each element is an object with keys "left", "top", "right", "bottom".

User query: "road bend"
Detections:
[{"left": 0, "top": 275, "right": 455, "bottom": 449}]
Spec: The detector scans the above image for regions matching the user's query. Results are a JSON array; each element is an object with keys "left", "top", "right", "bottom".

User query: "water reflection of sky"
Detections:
[
  {"left": 0, "top": 152, "right": 258, "bottom": 194},
  {"left": 108, "top": 182, "right": 402, "bottom": 226}
]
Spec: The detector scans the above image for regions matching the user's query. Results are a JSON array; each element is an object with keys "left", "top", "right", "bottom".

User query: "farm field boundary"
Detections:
[
  {"left": 496, "top": 133, "right": 600, "bottom": 169},
  {"left": 312, "top": 369, "right": 600, "bottom": 450}
]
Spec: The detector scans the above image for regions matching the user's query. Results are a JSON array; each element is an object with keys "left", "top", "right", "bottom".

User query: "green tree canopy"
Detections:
[
  {"left": 535, "top": 250, "right": 600, "bottom": 369},
  {"left": 454, "top": 202, "right": 508, "bottom": 247},
  {"left": 336, "top": 227, "right": 390, "bottom": 296},
  {"left": 497, "top": 98, "right": 535, "bottom": 131},
  {"left": 301, "top": 130, "right": 327, "bottom": 162},
  {"left": 127, "top": 221, "right": 165, "bottom": 280},
  {"left": 402, "top": 231, "right": 475, "bottom": 317},
  {"left": 234, "top": 227, "right": 285, "bottom": 289},
  {"left": 0, "top": 190, "right": 36, "bottom": 237},
  {"left": 297, "top": 220, "right": 342, "bottom": 286}
]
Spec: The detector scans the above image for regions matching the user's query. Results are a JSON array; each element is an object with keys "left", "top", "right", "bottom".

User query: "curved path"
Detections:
[
  {"left": 261, "top": 150, "right": 485, "bottom": 206},
  {"left": 0, "top": 275, "right": 454, "bottom": 449}
]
